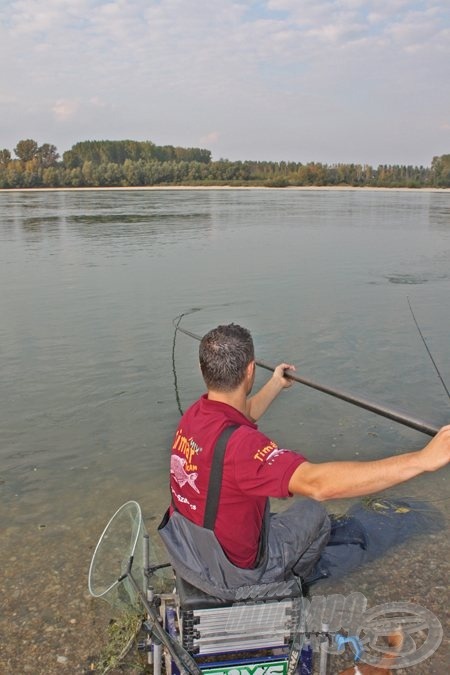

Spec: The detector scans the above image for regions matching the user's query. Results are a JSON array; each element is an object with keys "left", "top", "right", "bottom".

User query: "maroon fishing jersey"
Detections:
[{"left": 170, "top": 394, "right": 306, "bottom": 568}]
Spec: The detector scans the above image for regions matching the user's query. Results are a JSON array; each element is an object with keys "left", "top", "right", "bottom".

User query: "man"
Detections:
[{"left": 160, "top": 324, "right": 450, "bottom": 598}]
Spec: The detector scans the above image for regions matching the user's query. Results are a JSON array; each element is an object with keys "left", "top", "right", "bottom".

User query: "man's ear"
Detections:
[{"left": 246, "top": 360, "right": 256, "bottom": 378}]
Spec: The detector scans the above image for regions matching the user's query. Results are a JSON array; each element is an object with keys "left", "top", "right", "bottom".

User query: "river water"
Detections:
[{"left": 0, "top": 188, "right": 449, "bottom": 672}]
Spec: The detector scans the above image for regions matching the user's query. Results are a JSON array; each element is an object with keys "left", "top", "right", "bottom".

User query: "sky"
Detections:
[{"left": 1, "top": 0, "right": 449, "bottom": 166}]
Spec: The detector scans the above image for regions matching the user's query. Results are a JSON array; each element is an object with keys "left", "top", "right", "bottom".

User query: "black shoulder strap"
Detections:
[{"left": 203, "top": 425, "right": 239, "bottom": 530}]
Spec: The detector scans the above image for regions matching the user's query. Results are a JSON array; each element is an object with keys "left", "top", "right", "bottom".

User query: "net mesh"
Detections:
[{"left": 88, "top": 501, "right": 147, "bottom": 611}]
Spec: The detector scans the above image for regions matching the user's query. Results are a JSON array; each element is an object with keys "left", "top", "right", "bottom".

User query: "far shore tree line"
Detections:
[{"left": 0, "top": 139, "right": 449, "bottom": 189}]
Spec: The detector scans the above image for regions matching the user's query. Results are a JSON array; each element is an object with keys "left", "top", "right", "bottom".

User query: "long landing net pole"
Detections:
[
  {"left": 120, "top": 559, "right": 202, "bottom": 675},
  {"left": 175, "top": 325, "right": 439, "bottom": 438}
]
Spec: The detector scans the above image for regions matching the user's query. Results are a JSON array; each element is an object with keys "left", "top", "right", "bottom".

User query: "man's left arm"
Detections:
[
  {"left": 246, "top": 363, "right": 296, "bottom": 421},
  {"left": 287, "top": 424, "right": 450, "bottom": 500}
]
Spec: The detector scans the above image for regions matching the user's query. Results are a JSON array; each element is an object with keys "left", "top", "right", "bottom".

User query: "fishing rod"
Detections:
[{"left": 174, "top": 322, "right": 440, "bottom": 437}]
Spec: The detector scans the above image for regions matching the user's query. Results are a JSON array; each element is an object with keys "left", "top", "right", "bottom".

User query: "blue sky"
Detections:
[{"left": 1, "top": 0, "right": 449, "bottom": 166}]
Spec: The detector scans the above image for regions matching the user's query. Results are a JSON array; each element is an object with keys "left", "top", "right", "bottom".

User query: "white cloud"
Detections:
[
  {"left": 52, "top": 99, "right": 80, "bottom": 121},
  {"left": 200, "top": 131, "right": 220, "bottom": 146}
]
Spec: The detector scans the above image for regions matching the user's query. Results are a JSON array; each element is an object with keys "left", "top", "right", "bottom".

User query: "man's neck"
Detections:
[{"left": 207, "top": 387, "right": 248, "bottom": 417}]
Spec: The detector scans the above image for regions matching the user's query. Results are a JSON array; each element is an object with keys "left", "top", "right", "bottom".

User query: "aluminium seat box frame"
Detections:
[{"left": 159, "top": 574, "right": 304, "bottom": 675}]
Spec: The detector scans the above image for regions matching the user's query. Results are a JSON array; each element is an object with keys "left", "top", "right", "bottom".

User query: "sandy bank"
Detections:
[{"left": 0, "top": 185, "right": 448, "bottom": 194}]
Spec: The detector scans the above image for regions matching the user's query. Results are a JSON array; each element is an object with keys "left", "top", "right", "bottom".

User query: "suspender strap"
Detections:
[{"left": 203, "top": 425, "right": 238, "bottom": 530}]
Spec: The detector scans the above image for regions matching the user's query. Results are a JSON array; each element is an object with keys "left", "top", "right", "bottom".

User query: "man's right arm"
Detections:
[
  {"left": 288, "top": 424, "right": 450, "bottom": 501},
  {"left": 246, "top": 363, "right": 295, "bottom": 421}
]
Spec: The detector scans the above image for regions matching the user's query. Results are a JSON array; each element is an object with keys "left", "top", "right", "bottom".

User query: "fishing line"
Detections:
[
  {"left": 172, "top": 308, "right": 203, "bottom": 416},
  {"left": 172, "top": 305, "right": 239, "bottom": 415},
  {"left": 407, "top": 296, "right": 450, "bottom": 401},
  {"left": 172, "top": 313, "right": 185, "bottom": 416}
]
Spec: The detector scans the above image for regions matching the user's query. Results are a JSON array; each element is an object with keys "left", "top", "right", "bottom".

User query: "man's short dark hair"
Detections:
[{"left": 199, "top": 324, "right": 254, "bottom": 391}]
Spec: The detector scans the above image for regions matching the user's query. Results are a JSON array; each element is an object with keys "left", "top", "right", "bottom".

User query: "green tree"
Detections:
[
  {"left": 431, "top": 155, "right": 450, "bottom": 187},
  {"left": 6, "top": 163, "right": 25, "bottom": 187},
  {"left": 42, "top": 167, "right": 60, "bottom": 187},
  {"left": 123, "top": 159, "right": 140, "bottom": 186},
  {"left": 37, "top": 143, "right": 59, "bottom": 168},
  {"left": 0, "top": 149, "right": 11, "bottom": 166},
  {"left": 14, "top": 139, "right": 39, "bottom": 162},
  {"left": 81, "top": 160, "right": 96, "bottom": 186}
]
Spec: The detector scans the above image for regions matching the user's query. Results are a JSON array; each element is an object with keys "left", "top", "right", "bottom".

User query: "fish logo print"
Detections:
[{"left": 171, "top": 455, "right": 200, "bottom": 493}]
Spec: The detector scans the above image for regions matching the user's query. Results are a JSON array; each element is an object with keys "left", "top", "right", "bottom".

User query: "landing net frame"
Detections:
[{"left": 88, "top": 500, "right": 147, "bottom": 611}]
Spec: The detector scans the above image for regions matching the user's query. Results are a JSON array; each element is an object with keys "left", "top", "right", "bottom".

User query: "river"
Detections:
[{"left": 0, "top": 187, "right": 449, "bottom": 672}]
